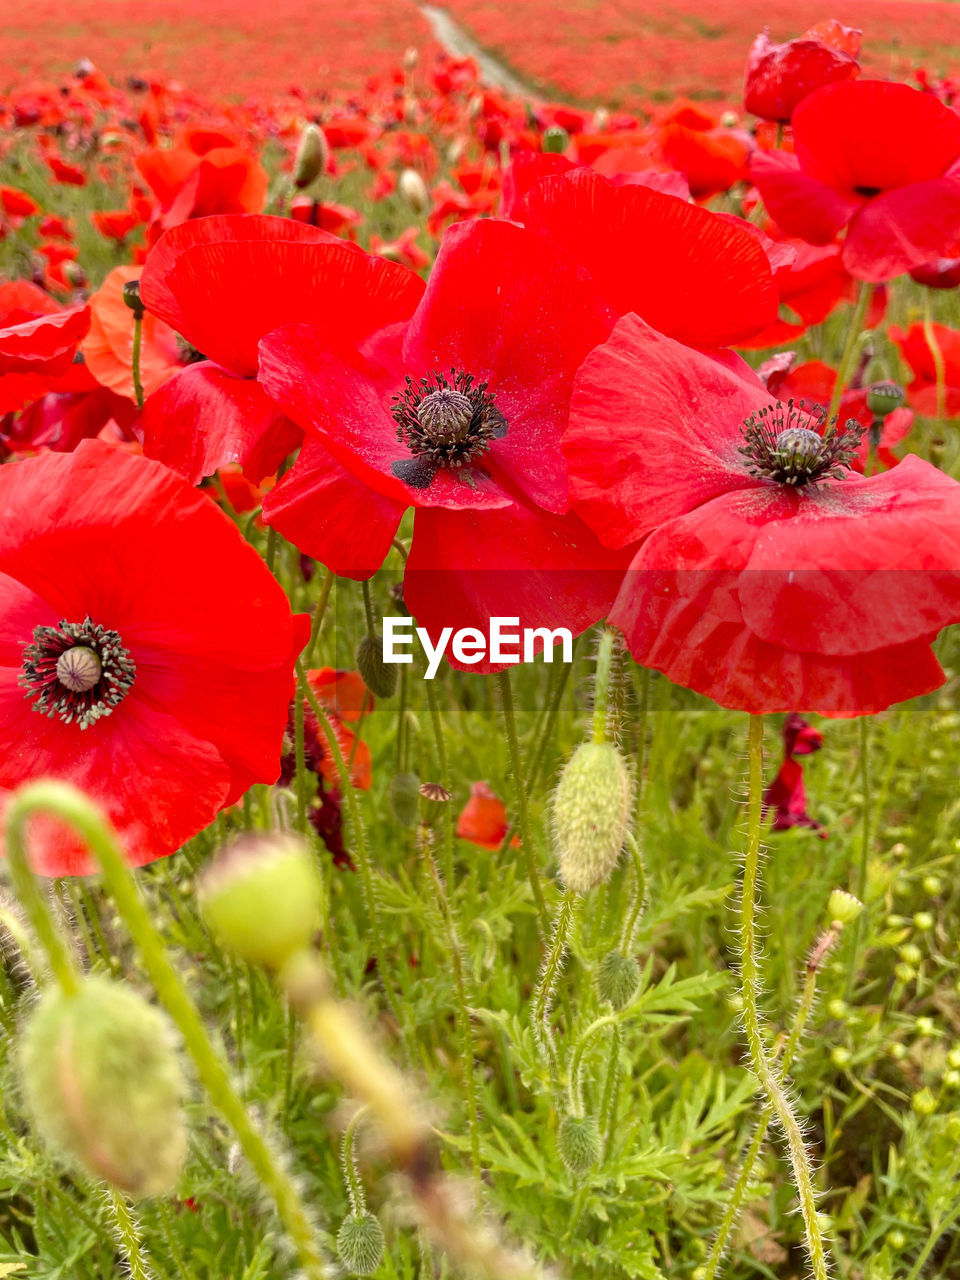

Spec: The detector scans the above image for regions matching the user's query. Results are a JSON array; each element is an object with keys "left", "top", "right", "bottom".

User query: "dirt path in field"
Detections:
[{"left": 420, "top": 5, "right": 534, "bottom": 96}]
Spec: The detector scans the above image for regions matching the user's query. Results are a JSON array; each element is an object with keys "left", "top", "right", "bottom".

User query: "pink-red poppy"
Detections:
[{"left": 744, "top": 21, "right": 861, "bottom": 123}]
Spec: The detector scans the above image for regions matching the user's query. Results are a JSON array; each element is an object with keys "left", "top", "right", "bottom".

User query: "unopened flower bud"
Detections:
[
  {"left": 911, "top": 1087, "right": 937, "bottom": 1116},
  {"left": 720, "top": 110, "right": 739, "bottom": 129},
  {"left": 200, "top": 833, "right": 321, "bottom": 970},
  {"left": 827, "top": 889, "right": 863, "bottom": 927},
  {"left": 356, "top": 634, "right": 398, "bottom": 698},
  {"left": 913, "top": 911, "right": 934, "bottom": 932},
  {"left": 866, "top": 381, "right": 905, "bottom": 418},
  {"left": 121, "top": 278, "right": 143, "bottom": 315},
  {"left": 293, "top": 123, "right": 328, "bottom": 189},
  {"left": 21, "top": 977, "right": 187, "bottom": 1197},
  {"left": 398, "top": 168, "right": 429, "bottom": 214},
  {"left": 591, "top": 107, "right": 610, "bottom": 131},
  {"left": 403, "top": 46, "right": 419, "bottom": 71},
  {"left": 542, "top": 126, "right": 569, "bottom": 154},
  {"left": 553, "top": 741, "right": 632, "bottom": 893},
  {"left": 596, "top": 950, "right": 640, "bottom": 1010},
  {"left": 337, "top": 1210, "right": 385, "bottom": 1275},
  {"left": 387, "top": 771, "right": 421, "bottom": 826},
  {"left": 557, "top": 1113, "right": 601, "bottom": 1175}
]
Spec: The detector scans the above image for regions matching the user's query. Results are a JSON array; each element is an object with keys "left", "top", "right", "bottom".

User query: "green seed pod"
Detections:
[
  {"left": 596, "top": 949, "right": 640, "bottom": 1010},
  {"left": 387, "top": 771, "right": 421, "bottom": 827},
  {"left": 337, "top": 1210, "right": 386, "bottom": 1275},
  {"left": 356, "top": 634, "right": 398, "bottom": 699},
  {"left": 293, "top": 123, "right": 328, "bottom": 189},
  {"left": 827, "top": 889, "right": 863, "bottom": 927},
  {"left": 542, "top": 125, "right": 569, "bottom": 154},
  {"left": 200, "top": 833, "right": 321, "bottom": 970},
  {"left": 865, "top": 380, "right": 905, "bottom": 418},
  {"left": 121, "top": 278, "right": 143, "bottom": 316},
  {"left": 557, "top": 1113, "right": 600, "bottom": 1176},
  {"left": 552, "top": 741, "right": 632, "bottom": 893},
  {"left": 21, "top": 977, "right": 186, "bottom": 1198}
]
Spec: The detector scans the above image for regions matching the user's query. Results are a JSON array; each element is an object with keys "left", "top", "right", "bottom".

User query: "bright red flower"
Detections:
[
  {"left": 45, "top": 156, "right": 86, "bottom": 186},
  {"left": 564, "top": 314, "right": 960, "bottom": 715},
  {"left": 738, "top": 241, "right": 853, "bottom": 348},
  {"left": 0, "top": 291, "right": 92, "bottom": 415},
  {"left": 751, "top": 81, "right": 960, "bottom": 281},
  {"left": 138, "top": 214, "right": 425, "bottom": 483},
  {"left": 910, "top": 258, "right": 960, "bottom": 290},
  {"left": 889, "top": 321, "right": 960, "bottom": 417},
  {"left": 259, "top": 218, "right": 626, "bottom": 660},
  {"left": 508, "top": 166, "right": 778, "bottom": 348},
  {"left": 137, "top": 133, "right": 268, "bottom": 237},
  {"left": 0, "top": 440, "right": 308, "bottom": 875},
  {"left": 764, "top": 713, "right": 826, "bottom": 835},
  {"left": 92, "top": 209, "right": 143, "bottom": 242},
  {"left": 744, "top": 21, "right": 861, "bottom": 123},
  {"left": 1, "top": 186, "right": 39, "bottom": 219},
  {"left": 456, "top": 781, "right": 517, "bottom": 850}
]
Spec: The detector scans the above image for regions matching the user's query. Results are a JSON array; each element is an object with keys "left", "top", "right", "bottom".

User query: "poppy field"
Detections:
[{"left": 3, "top": 11, "right": 960, "bottom": 1280}]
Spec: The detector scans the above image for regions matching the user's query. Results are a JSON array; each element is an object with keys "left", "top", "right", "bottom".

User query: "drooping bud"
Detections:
[
  {"left": 21, "top": 977, "right": 187, "bottom": 1198},
  {"left": 596, "top": 949, "right": 640, "bottom": 1010},
  {"left": 293, "top": 123, "right": 329, "bottom": 189},
  {"left": 200, "top": 833, "right": 321, "bottom": 970},
  {"left": 865, "top": 381, "right": 905, "bottom": 418},
  {"left": 552, "top": 741, "right": 632, "bottom": 893},
  {"left": 387, "top": 771, "right": 421, "bottom": 827},
  {"left": 398, "top": 168, "right": 429, "bottom": 214},
  {"left": 557, "top": 1113, "right": 601, "bottom": 1175},
  {"left": 337, "top": 1210, "right": 386, "bottom": 1275},
  {"left": 827, "top": 889, "right": 863, "bottom": 927},
  {"left": 356, "top": 634, "right": 398, "bottom": 699},
  {"left": 541, "top": 126, "right": 569, "bottom": 154}
]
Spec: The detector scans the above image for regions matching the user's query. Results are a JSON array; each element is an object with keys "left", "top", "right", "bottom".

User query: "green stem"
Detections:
[
  {"left": 737, "top": 718, "right": 829, "bottom": 1280},
  {"left": 341, "top": 1106, "right": 370, "bottom": 1213},
  {"left": 847, "top": 716, "right": 871, "bottom": 999},
  {"left": 424, "top": 678, "right": 455, "bottom": 887},
  {"left": 0, "top": 896, "right": 48, "bottom": 985},
  {"left": 5, "top": 782, "right": 328, "bottom": 1280},
  {"left": 130, "top": 310, "right": 144, "bottom": 411},
  {"left": 497, "top": 669, "right": 549, "bottom": 932},
  {"left": 592, "top": 629, "right": 616, "bottom": 744},
  {"left": 923, "top": 291, "right": 947, "bottom": 423},
  {"left": 294, "top": 678, "right": 308, "bottom": 834},
  {"left": 634, "top": 665, "right": 652, "bottom": 847},
  {"left": 5, "top": 824, "right": 81, "bottom": 997},
  {"left": 107, "top": 1188, "right": 155, "bottom": 1280},
  {"left": 599, "top": 1022, "right": 622, "bottom": 1159},
  {"left": 532, "top": 889, "right": 580, "bottom": 1067},
  {"left": 305, "top": 566, "right": 334, "bottom": 665},
  {"left": 619, "top": 833, "right": 648, "bottom": 954},
  {"left": 567, "top": 1013, "right": 617, "bottom": 1115},
  {"left": 826, "top": 282, "right": 873, "bottom": 426}
]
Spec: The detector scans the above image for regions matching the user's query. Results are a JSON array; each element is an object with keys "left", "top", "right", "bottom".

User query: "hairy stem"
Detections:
[{"left": 497, "top": 668, "right": 549, "bottom": 932}]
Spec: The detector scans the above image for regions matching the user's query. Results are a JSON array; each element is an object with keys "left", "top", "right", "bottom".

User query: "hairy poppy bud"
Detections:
[
  {"left": 200, "top": 833, "right": 321, "bottom": 970},
  {"left": 542, "top": 126, "right": 569, "bottom": 154},
  {"left": 398, "top": 168, "right": 429, "bottom": 214},
  {"left": 557, "top": 1113, "right": 601, "bottom": 1175},
  {"left": 356, "top": 634, "right": 398, "bottom": 699},
  {"left": 827, "top": 889, "right": 863, "bottom": 927},
  {"left": 387, "top": 771, "right": 421, "bottom": 827},
  {"left": 293, "top": 123, "right": 328, "bottom": 189},
  {"left": 21, "top": 977, "right": 186, "bottom": 1197},
  {"left": 865, "top": 381, "right": 905, "bottom": 418},
  {"left": 596, "top": 949, "right": 640, "bottom": 1009},
  {"left": 553, "top": 742, "right": 632, "bottom": 893},
  {"left": 337, "top": 1210, "right": 385, "bottom": 1275}
]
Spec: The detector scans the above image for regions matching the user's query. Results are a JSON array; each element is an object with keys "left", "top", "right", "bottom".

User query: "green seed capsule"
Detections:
[
  {"left": 542, "top": 126, "right": 570, "bottom": 153},
  {"left": 337, "top": 1210, "right": 386, "bottom": 1275},
  {"left": 553, "top": 741, "right": 632, "bottom": 893},
  {"left": 865, "top": 380, "right": 905, "bottom": 418},
  {"left": 21, "top": 977, "right": 187, "bottom": 1198},
  {"left": 596, "top": 949, "right": 640, "bottom": 1010},
  {"left": 557, "top": 1113, "right": 601, "bottom": 1176},
  {"left": 356, "top": 634, "right": 398, "bottom": 698}
]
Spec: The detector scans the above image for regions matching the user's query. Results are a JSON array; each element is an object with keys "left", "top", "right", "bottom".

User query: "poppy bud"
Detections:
[
  {"left": 121, "top": 278, "right": 142, "bottom": 315},
  {"left": 21, "top": 977, "right": 187, "bottom": 1198},
  {"left": 542, "top": 126, "right": 569, "bottom": 154},
  {"left": 337, "top": 1210, "right": 385, "bottom": 1275},
  {"left": 403, "top": 46, "right": 419, "bottom": 71},
  {"left": 387, "top": 771, "right": 421, "bottom": 827},
  {"left": 200, "top": 833, "right": 321, "bottom": 970},
  {"left": 552, "top": 742, "right": 632, "bottom": 893},
  {"left": 865, "top": 381, "right": 905, "bottom": 418},
  {"left": 827, "top": 889, "right": 863, "bottom": 927},
  {"left": 596, "top": 949, "right": 640, "bottom": 1009},
  {"left": 557, "top": 1113, "right": 601, "bottom": 1175},
  {"left": 398, "top": 168, "right": 429, "bottom": 214},
  {"left": 293, "top": 123, "right": 329, "bottom": 189},
  {"left": 355, "top": 634, "right": 398, "bottom": 699}
]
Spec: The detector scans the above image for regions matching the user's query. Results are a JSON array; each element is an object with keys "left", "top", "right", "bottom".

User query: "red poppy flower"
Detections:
[
  {"left": 509, "top": 166, "right": 778, "bottom": 348},
  {"left": 82, "top": 266, "right": 182, "bottom": 402},
  {"left": 1, "top": 186, "right": 39, "bottom": 219},
  {"left": 456, "top": 781, "right": 518, "bottom": 850},
  {"left": 0, "top": 440, "right": 308, "bottom": 875},
  {"left": 910, "top": 258, "right": 960, "bottom": 290},
  {"left": 93, "top": 209, "right": 143, "bottom": 242},
  {"left": 45, "top": 156, "right": 86, "bottom": 186},
  {"left": 138, "top": 214, "right": 425, "bottom": 483},
  {"left": 259, "top": 218, "right": 626, "bottom": 659},
  {"left": 0, "top": 290, "right": 92, "bottom": 416},
  {"left": 137, "top": 132, "right": 268, "bottom": 238},
  {"left": 279, "top": 667, "right": 373, "bottom": 792},
  {"left": 744, "top": 22, "right": 861, "bottom": 123},
  {"left": 737, "top": 241, "right": 854, "bottom": 348},
  {"left": 289, "top": 198, "right": 362, "bottom": 238},
  {"left": 564, "top": 314, "right": 960, "bottom": 715},
  {"left": 764, "top": 713, "right": 826, "bottom": 835},
  {"left": 751, "top": 81, "right": 960, "bottom": 281},
  {"left": 890, "top": 322, "right": 960, "bottom": 417}
]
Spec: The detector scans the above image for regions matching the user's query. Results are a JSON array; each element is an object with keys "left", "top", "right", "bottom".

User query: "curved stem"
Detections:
[
  {"left": 5, "top": 782, "right": 329, "bottom": 1280},
  {"left": 532, "top": 889, "right": 580, "bottom": 1067},
  {"left": 341, "top": 1106, "right": 370, "bottom": 1213},
  {"left": 5, "top": 820, "right": 81, "bottom": 996},
  {"left": 599, "top": 1022, "right": 622, "bottom": 1160},
  {"left": 923, "top": 291, "right": 947, "bottom": 422},
  {"left": 619, "top": 833, "right": 648, "bottom": 954},
  {"left": 826, "top": 282, "right": 873, "bottom": 426},
  {"left": 567, "top": 1013, "right": 617, "bottom": 1115},
  {"left": 737, "top": 717, "right": 829, "bottom": 1280},
  {"left": 497, "top": 669, "right": 549, "bottom": 932}
]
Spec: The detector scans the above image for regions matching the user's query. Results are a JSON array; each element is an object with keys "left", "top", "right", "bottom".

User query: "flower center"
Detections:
[
  {"left": 739, "top": 400, "right": 864, "bottom": 487},
  {"left": 20, "top": 617, "right": 136, "bottom": 729},
  {"left": 390, "top": 368, "right": 507, "bottom": 489}
]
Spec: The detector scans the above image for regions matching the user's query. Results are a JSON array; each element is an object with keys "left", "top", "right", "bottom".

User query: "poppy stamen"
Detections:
[
  {"left": 20, "top": 617, "right": 136, "bottom": 729},
  {"left": 390, "top": 368, "right": 507, "bottom": 489},
  {"left": 739, "top": 399, "right": 864, "bottom": 486}
]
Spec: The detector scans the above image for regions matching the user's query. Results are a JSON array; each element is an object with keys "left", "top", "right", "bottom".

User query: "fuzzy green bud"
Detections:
[
  {"left": 557, "top": 1113, "right": 601, "bottom": 1176},
  {"left": 293, "top": 123, "right": 328, "bottom": 188},
  {"left": 552, "top": 741, "right": 632, "bottom": 893},
  {"left": 911, "top": 1087, "right": 937, "bottom": 1116},
  {"left": 387, "top": 771, "right": 421, "bottom": 827},
  {"left": 596, "top": 949, "right": 640, "bottom": 1010},
  {"left": 21, "top": 977, "right": 186, "bottom": 1197},
  {"left": 827, "top": 889, "right": 863, "bottom": 927},
  {"left": 542, "top": 126, "right": 569, "bottom": 154},
  {"left": 200, "top": 833, "right": 321, "bottom": 970},
  {"left": 337, "top": 1210, "right": 385, "bottom": 1275},
  {"left": 913, "top": 911, "right": 934, "bottom": 932},
  {"left": 865, "top": 381, "right": 905, "bottom": 418},
  {"left": 356, "top": 634, "right": 398, "bottom": 698}
]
